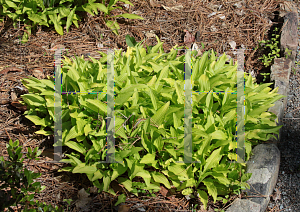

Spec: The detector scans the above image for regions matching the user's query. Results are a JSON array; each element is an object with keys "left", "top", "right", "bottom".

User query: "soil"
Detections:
[{"left": 0, "top": 0, "right": 292, "bottom": 211}]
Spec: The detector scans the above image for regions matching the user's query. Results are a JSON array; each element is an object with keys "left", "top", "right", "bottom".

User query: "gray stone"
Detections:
[
  {"left": 226, "top": 144, "right": 280, "bottom": 212},
  {"left": 285, "top": 112, "right": 293, "bottom": 118},
  {"left": 270, "top": 58, "right": 292, "bottom": 108},
  {"left": 226, "top": 198, "right": 261, "bottom": 212},
  {"left": 280, "top": 11, "right": 298, "bottom": 67},
  {"left": 245, "top": 144, "right": 280, "bottom": 211}
]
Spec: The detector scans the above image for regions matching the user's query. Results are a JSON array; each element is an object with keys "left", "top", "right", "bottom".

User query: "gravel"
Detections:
[{"left": 266, "top": 6, "right": 300, "bottom": 212}]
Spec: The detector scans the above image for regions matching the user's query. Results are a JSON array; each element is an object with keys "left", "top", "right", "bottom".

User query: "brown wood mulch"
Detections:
[{"left": 0, "top": 0, "right": 288, "bottom": 211}]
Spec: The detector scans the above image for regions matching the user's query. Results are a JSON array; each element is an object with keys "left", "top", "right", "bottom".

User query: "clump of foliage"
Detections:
[
  {"left": 0, "top": 0, "right": 143, "bottom": 42},
  {"left": 258, "top": 27, "right": 281, "bottom": 67},
  {"left": 20, "top": 36, "right": 284, "bottom": 209},
  {"left": 0, "top": 139, "right": 63, "bottom": 211}
]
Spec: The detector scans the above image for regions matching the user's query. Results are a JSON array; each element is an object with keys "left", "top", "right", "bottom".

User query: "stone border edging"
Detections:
[{"left": 225, "top": 3, "right": 298, "bottom": 212}]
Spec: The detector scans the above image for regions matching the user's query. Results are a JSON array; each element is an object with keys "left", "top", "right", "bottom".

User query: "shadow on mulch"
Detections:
[{"left": 0, "top": 0, "right": 290, "bottom": 211}]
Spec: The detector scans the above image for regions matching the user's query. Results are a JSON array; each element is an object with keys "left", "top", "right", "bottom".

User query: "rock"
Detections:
[
  {"left": 285, "top": 113, "right": 293, "bottom": 118},
  {"left": 246, "top": 144, "right": 280, "bottom": 211},
  {"left": 226, "top": 144, "right": 281, "bottom": 212},
  {"left": 270, "top": 58, "right": 292, "bottom": 109},
  {"left": 280, "top": 11, "right": 298, "bottom": 67},
  {"left": 226, "top": 198, "right": 261, "bottom": 212}
]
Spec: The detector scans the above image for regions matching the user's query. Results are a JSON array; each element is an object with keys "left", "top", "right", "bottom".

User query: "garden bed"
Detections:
[{"left": 0, "top": 0, "right": 292, "bottom": 211}]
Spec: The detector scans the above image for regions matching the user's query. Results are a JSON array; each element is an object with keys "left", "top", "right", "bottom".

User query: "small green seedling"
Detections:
[{"left": 259, "top": 27, "right": 281, "bottom": 67}]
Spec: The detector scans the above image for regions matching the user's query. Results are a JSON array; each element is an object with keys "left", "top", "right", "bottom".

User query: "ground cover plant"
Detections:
[
  {"left": 19, "top": 36, "right": 284, "bottom": 210},
  {"left": 0, "top": 0, "right": 143, "bottom": 42},
  {"left": 0, "top": 139, "right": 65, "bottom": 211}
]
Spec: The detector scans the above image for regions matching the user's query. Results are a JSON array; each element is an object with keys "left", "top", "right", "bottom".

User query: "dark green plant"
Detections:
[
  {"left": 20, "top": 36, "right": 284, "bottom": 210},
  {"left": 258, "top": 27, "right": 281, "bottom": 67},
  {"left": 0, "top": 0, "right": 143, "bottom": 42},
  {"left": 0, "top": 139, "right": 63, "bottom": 211}
]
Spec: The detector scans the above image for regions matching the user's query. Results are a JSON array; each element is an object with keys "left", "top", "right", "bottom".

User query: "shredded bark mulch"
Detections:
[{"left": 0, "top": 0, "right": 290, "bottom": 211}]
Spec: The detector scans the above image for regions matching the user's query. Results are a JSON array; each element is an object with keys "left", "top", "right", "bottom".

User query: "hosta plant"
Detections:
[{"left": 20, "top": 36, "right": 284, "bottom": 209}]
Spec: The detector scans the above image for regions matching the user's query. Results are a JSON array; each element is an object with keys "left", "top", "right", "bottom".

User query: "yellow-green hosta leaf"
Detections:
[
  {"left": 151, "top": 101, "right": 170, "bottom": 126},
  {"left": 118, "top": 177, "right": 134, "bottom": 193},
  {"left": 148, "top": 88, "right": 157, "bottom": 110},
  {"left": 92, "top": 170, "right": 103, "bottom": 181},
  {"left": 148, "top": 62, "right": 163, "bottom": 73},
  {"left": 22, "top": 94, "right": 46, "bottom": 107},
  {"left": 147, "top": 75, "right": 157, "bottom": 88},
  {"left": 174, "top": 81, "right": 184, "bottom": 104},
  {"left": 115, "top": 194, "right": 126, "bottom": 207},
  {"left": 40, "top": 90, "right": 55, "bottom": 96},
  {"left": 66, "top": 6, "right": 76, "bottom": 33},
  {"left": 155, "top": 65, "right": 169, "bottom": 91},
  {"left": 111, "top": 163, "right": 127, "bottom": 181},
  {"left": 223, "top": 109, "right": 236, "bottom": 124},
  {"left": 140, "top": 153, "right": 155, "bottom": 164},
  {"left": 86, "top": 99, "right": 107, "bottom": 113},
  {"left": 65, "top": 66, "right": 80, "bottom": 82},
  {"left": 28, "top": 13, "right": 42, "bottom": 23},
  {"left": 202, "top": 147, "right": 223, "bottom": 174},
  {"left": 167, "top": 164, "right": 188, "bottom": 178},
  {"left": 140, "top": 65, "right": 152, "bottom": 73},
  {"left": 35, "top": 129, "right": 52, "bottom": 136},
  {"left": 211, "top": 172, "right": 231, "bottom": 185},
  {"left": 84, "top": 124, "right": 93, "bottom": 136},
  {"left": 197, "top": 190, "right": 208, "bottom": 209},
  {"left": 203, "top": 179, "right": 218, "bottom": 203},
  {"left": 154, "top": 136, "right": 164, "bottom": 151},
  {"left": 182, "top": 188, "right": 193, "bottom": 196},
  {"left": 5, "top": 0, "right": 18, "bottom": 8},
  {"left": 76, "top": 118, "right": 87, "bottom": 134},
  {"left": 120, "top": 84, "right": 148, "bottom": 94},
  {"left": 151, "top": 172, "right": 171, "bottom": 189},
  {"left": 115, "top": 92, "right": 133, "bottom": 105},
  {"left": 72, "top": 163, "right": 97, "bottom": 175},
  {"left": 25, "top": 115, "right": 47, "bottom": 127},
  {"left": 136, "top": 170, "right": 151, "bottom": 179},
  {"left": 115, "top": 13, "right": 144, "bottom": 19},
  {"left": 211, "top": 130, "right": 227, "bottom": 140},
  {"left": 214, "top": 53, "right": 227, "bottom": 72},
  {"left": 65, "top": 141, "right": 86, "bottom": 154},
  {"left": 64, "top": 126, "right": 78, "bottom": 143},
  {"left": 65, "top": 153, "right": 82, "bottom": 165},
  {"left": 199, "top": 74, "right": 210, "bottom": 91}
]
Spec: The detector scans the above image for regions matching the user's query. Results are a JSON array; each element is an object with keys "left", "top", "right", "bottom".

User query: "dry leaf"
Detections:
[
  {"left": 207, "top": 12, "right": 217, "bottom": 18},
  {"left": 210, "top": 25, "right": 217, "bottom": 32},
  {"left": 271, "top": 188, "right": 281, "bottom": 201},
  {"left": 89, "top": 186, "right": 98, "bottom": 194},
  {"left": 0, "top": 67, "right": 23, "bottom": 75},
  {"left": 11, "top": 101, "right": 27, "bottom": 112},
  {"left": 10, "top": 91, "right": 17, "bottom": 102},
  {"left": 76, "top": 188, "right": 92, "bottom": 209},
  {"left": 0, "top": 93, "right": 10, "bottom": 105},
  {"left": 184, "top": 30, "right": 195, "bottom": 44},
  {"left": 146, "top": 30, "right": 156, "bottom": 38},
  {"left": 192, "top": 43, "right": 199, "bottom": 51},
  {"left": 159, "top": 186, "right": 168, "bottom": 197},
  {"left": 31, "top": 68, "right": 44, "bottom": 79},
  {"left": 229, "top": 41, "right": 236, "bottom": 49},
  {"left": 118, "top": 204, "right": 131, "bottom": 212},
  {"left": 162, "top": 5, "right": 183, "bottom": 12},
  {"left": 149, "top": 0, "right": 161, "bottom": 8},
  {"left": 196, "top": 49, "right": 203, "bottom": 57},
  {"left": 51, "top": 44, "right": 65, "bottom": 50}
]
